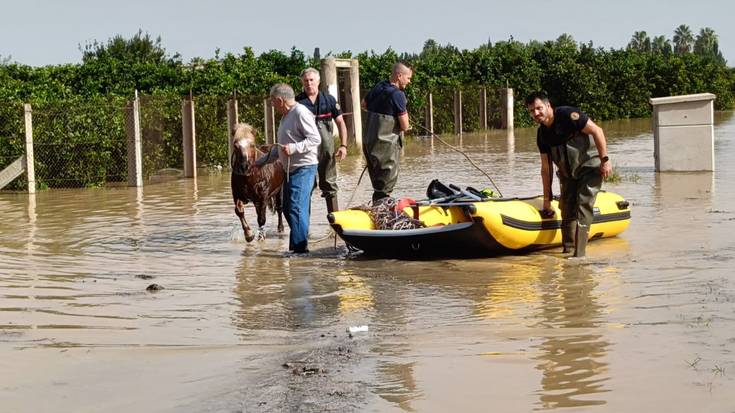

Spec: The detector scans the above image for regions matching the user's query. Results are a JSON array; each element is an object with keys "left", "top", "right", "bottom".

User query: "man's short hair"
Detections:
[
  {"left": 270, "top": 83, "right": 295, "bottom": 100},
  {"left": 300, "top": 67, "right": 320, "bottom": 79},
  {"left": 392, "top": 61, "right": 412, "bottom": 77},
  {"left": 525, "top": 91, "right": 549, "bottom": 106}
]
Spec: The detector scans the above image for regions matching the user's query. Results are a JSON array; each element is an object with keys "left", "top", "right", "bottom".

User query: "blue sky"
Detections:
[{"left": 2, "top": 0, "right": 732, "bottom": 66}]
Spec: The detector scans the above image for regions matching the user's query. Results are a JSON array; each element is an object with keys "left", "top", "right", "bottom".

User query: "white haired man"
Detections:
[
  {"left": 268, "top": 83, "right": 321, "bottom": 253},
  {"left": 296, "top": 67, "right": 349, "bottom": 213}
]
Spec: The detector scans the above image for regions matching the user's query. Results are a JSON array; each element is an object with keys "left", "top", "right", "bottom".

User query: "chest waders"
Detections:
[
  {"left": 362, "top": 111, "right": 402, "bottom": 202},
  {"left": 315, "top": 120, "right": 339, "bottom": 212},
  {"left": 550, "top": 131, "right": 602, "bottom": 257}
]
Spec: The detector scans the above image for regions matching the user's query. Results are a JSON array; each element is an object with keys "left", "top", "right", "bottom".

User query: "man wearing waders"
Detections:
[
  {"left": 296, "top": 68, "right": 349, "bottom": 214},
  {"left": 361, "top": 62, "right": 413, "bottom": 202},
  {"left": 526, "top": 91, "right": 612, "bottom": 257}
]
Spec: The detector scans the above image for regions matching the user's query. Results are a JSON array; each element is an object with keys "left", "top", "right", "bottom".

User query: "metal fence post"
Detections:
[
  {"left": 126, "top": 92, "right": 143, "bottom": 187},
  {"left": 24, "top": 104, "right": 35, "bottom": 194},
  {"left": 182, "top": 95, "right": 197, "bottom": 178}
]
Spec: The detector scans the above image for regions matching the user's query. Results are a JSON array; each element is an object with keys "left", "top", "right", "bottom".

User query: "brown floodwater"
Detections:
[{"left": 2, "top": 113, "right": 735, "bottom": 412}]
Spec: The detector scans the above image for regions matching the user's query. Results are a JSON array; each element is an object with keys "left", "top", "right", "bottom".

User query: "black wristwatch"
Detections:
[{"left": 600, "top": 155, "right": 609, "bottom": 163}]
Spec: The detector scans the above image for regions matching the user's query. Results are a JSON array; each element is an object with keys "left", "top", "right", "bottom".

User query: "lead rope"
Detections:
[
  {"left": 310, "top": 164, "right": 368, "bottom": 246},
  {"left": 410, "top": 121, "right": 503, "bottom": 198}
]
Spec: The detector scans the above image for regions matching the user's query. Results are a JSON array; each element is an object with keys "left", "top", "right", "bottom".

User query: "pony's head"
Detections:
[{"left": 232, "top": 123, "right": 257, "bottom": 173}]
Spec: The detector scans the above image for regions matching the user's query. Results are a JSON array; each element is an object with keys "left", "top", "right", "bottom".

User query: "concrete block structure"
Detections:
[
  {"left": 650, "top": 93, "right": 716, "bottom": 171},
  {"left": 320, "top": 58, "right": 362, "bottom": 148}
]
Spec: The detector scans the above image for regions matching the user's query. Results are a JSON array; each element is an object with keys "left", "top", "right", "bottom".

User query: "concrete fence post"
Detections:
[
  {"left": 320, "top": 57, "right": 338, "bottom": 104},
  {"left": 125, "top": 92, "right": 143, "bottom": 187},
  {"left": 501, "top": 88, "right": 514, "bottom": 130},
  {"left": 227, "top": 93, "right": 239, "bottom": 162},
  {"left": 349, "top": 59, "right": 362, "bottom": 150},
  {"left": 182, "top": 95, "right": 197, "bottom": 178},
  {"left": 350, "top": 59, "right": 362, "bottom": 151},
  {"left": 479, "top": 87, "right": 488, "bottom": 130},
  {"left": 24, "top": 104, "right": 35, "bottom": 194},
  {"left": 453, "top": 90, "right": 463, "bottom": 135},
  {"left": 425, "top": 92, "right": 434, "bottom": 137}
]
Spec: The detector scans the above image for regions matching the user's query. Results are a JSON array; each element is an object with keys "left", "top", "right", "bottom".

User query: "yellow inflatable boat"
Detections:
[{"left": 328, "top": 191, "right": 630, "bottom": 258}]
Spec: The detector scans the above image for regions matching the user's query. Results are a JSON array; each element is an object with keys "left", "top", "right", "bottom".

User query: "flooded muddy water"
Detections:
[{"left": 2, "top": 113, "right": 735, "bottom": 412}]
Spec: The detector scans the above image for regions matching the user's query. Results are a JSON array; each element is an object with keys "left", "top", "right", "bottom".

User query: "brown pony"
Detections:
[{"left": 231, "top": 123, "right": 285, "bottom": 242}]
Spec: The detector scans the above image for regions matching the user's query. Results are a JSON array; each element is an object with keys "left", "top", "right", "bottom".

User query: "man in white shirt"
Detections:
[{"left": 269, "top": 83, "right": 321, "bottom": 253}]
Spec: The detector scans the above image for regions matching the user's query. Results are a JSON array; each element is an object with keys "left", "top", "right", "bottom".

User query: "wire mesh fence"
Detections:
[
  {"left": 407, "top": 86, "right": 508, "bottom": 136},
  {"left": 0, "top": 102, "right": 26, "bottom": 190},
  {"left": 139, "top": 94, "right": 184, "bottom": 179},
  {"left": 2, "top": 85, "right": 511, "bottom": 191},
  {"left": 194, "top": 94, "right": 230, "bottom": 169},
  {"left": 30, "top": 98, "right": 129, "bottom": 189},
  {"left": 236, "top": 93, "right": 271, "bottom": 142}
]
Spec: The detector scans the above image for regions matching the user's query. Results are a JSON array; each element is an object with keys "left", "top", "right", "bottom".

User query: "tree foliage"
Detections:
[
  {"left": 1, "top": 29, "right": 733, "bottom": 188},
  {"left": 674, "top": 25, "right": 694, "bottom": 54}
]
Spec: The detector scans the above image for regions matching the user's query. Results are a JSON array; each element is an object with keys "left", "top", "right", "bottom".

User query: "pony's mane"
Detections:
[{"left": 233, "top": 123, "right": 256, "bottom": 140}]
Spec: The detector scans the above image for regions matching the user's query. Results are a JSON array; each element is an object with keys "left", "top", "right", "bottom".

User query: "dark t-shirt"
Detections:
[
  {"left": 295, "top": 91, "right": 342, "bottom": 123},
  {"left": 536, "top": 106, "right": 589, "bottom": 154},
  {"left": 364, "top": 80, "right": 407, "bottom": 117}
]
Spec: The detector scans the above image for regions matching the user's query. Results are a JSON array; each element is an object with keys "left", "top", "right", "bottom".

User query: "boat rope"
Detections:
[
  {"left": 410, "top": 121, "right": 504, "bottom": 198},
  {"left": 345, "top": 165, "right": 368, "bottom": 208}
]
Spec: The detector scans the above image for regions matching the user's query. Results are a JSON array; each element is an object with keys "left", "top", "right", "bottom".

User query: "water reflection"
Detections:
[
  {"left": 232, "top": 254, "right": 342, "bottom": 334},
  {"left": 374, "top": 361, "right": 420, "bottom": 412},
  {"left": 367, "top": 274, "right": 420, "bottom": 410},
  {"left": 533, "top": 261, "right": 611, "bottom": 409},
  {"left": 26, "top": 193, "right": 37, "bottom": 252},
  {"left": 476, "top": 261, "right": 542, "bottom": 321},
  {"left": 336, "top": 273, "right": 375, "bottom": 315}
]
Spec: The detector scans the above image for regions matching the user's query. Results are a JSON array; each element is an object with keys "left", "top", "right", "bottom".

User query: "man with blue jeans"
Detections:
[{"left": 268, "top": 83, "right": 321, "bottom": 253}]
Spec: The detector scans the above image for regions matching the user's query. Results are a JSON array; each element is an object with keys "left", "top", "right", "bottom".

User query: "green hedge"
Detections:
[{"left": 2, "top": 35, "right": 733, "bottom": 188}]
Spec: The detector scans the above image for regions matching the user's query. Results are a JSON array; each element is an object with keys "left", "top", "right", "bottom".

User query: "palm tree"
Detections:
[
  {"left": 652, "top": 35, "right": 672, "bottom": 54},
  {"left": 673, "top": 24, "right": 694, "bottom": 54},
  {"left": 694, "top": 27, "right": 725, "bottom": 64},
  {"left": 556, "top": 33, "right": 577, "bottom": 49},
  {"left": 694, "top": 27, "right": 717, "bottom": 54},
  {"left": 628, "top": 31, "right": 651, "bottom": 52}
]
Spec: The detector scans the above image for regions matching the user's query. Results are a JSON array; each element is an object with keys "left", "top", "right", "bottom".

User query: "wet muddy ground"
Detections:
[{"left": 2, "top": 113, "right": 735, "bottom": 412}]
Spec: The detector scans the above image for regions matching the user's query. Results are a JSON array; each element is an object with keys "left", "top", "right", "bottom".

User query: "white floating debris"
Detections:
[{"left": 347, "top": 325, "right": 369, "bottom": 333}]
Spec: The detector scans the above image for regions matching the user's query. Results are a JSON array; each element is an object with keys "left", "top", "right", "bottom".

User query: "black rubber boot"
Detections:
[
  {"left": 573, "top": 223, "right": 589, "bottom": 258},
  {"left": 325, "top": 196, "right": 339, "bottom": 214},
  {"left": 561, "top": 220, "right": 577, "bottom": 253}
]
